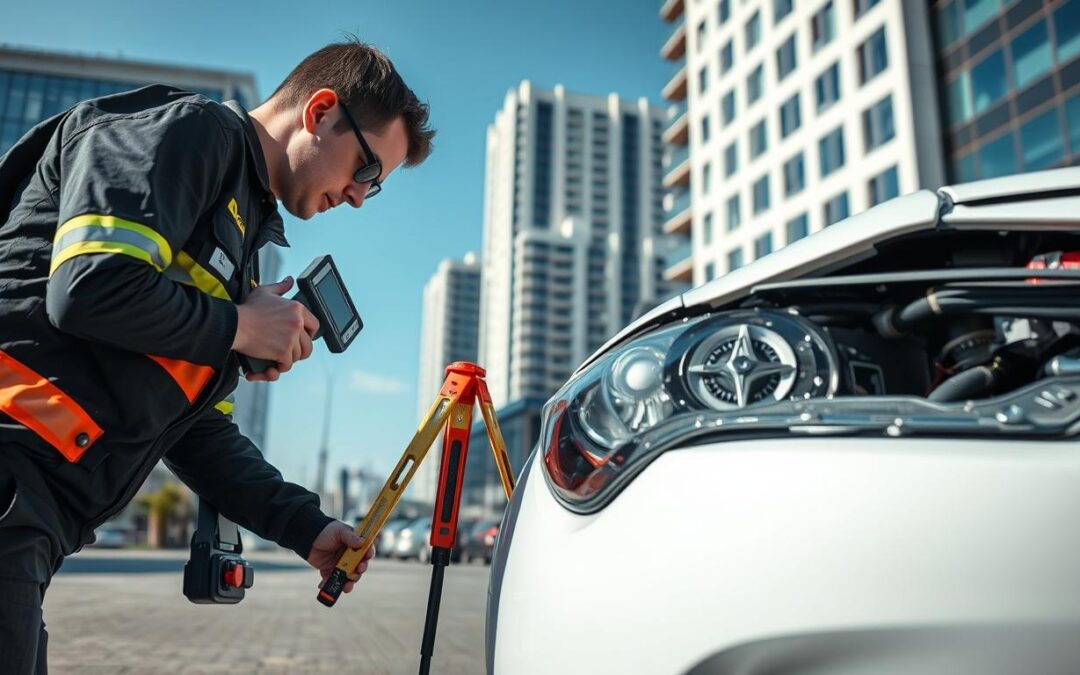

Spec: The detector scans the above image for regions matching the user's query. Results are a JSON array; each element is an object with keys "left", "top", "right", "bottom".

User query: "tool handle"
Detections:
[
  {"left": 239, "top": 292, "right": 318, "bottom": 375},
  {"left": 317, "top": 568, "right": 349, "bottom": 607}
]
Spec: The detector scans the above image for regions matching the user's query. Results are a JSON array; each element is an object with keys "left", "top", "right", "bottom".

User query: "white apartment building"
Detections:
[
  {"left": 414, "top": 253, "right": 481, "bottom": 504},
  {"left": 659, "top": 0, "right": 945, "bottom": 284},
  {"left": 480, "top": 81, "right": 688, "bottom": 408}
]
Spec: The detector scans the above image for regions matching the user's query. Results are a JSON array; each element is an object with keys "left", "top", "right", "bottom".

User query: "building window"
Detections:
[
  {"left": 853, "top": 0, "right": 882, "bottom": 19},
  {"left": 961, "top": 0, "right": 1001, "bottom": 37},
  {"left": 818, "top": 126, "right": 845, "bottom": 177},
  {"left": 726, "top": 193, "right": 741, "bottom": 231},
  {"left": 754, "top": 232, "right": 774, "bottom": 260},
  {"left": 703, "top": 212, "right": 714, "bottom": 245},
  {"left": 786, "top": 212, "right": 809, "bottom": 243},
  {"left": 718, "top": 0, "right": 731, "bottom": 25},
  {"left": 971, "top": 49, "right": 1006, "bottom": 115},
  {"left": 1067, "top": 92, "right": 1080, "bottom": 155},
  {"left": 780, "top": 93, "right": 801, "bottom": 138},
  {"left": 815, "top": 62, "right": 841, "bottom": 114},
  {"left": 952, "top": 152, "right": 977, "bottom": 183},
  {"left": 946, "top": 72, "right": 973, "bottom": 126},
  {"left": 724, "top": 140, "right": 738, "bottom": 177},
  {"left": 705, "top": 262, "right": 716, "bottom": 281},
  {"left": 783, "top": 152, "right": 805, "bottom": 196},
  {"left": 701, "top": 161, "right": 713, "bottom": 195},
  {"left": 752, "top": 174, "right": 770, "bottom": 215},
  {"left": 812, "top": 2, "right": 836, "bottom": 52},
  {"left": 722, "top": 89, "right": 736, "bottom": 126},
  {"left": 697, "top": 20, "right": 707, "bottom": 52},
  {"left": 749, "top": 119, "right": 768, "bottom": 159},
  {"left": 701, "top": 115, "right": 711, "bottom": 143},
  {"left": 862, "top": 94, "right": 895, "bottom": 152},
  {"left": 776, "top": 34, "right": 797, "bottom": 82},
  {"left": 698, "top": 65, "right": 709, "bottom": 95},
  {"left": 824, "top": 191, "right": 850, "bottom": 225},
  {"left": 978, "top": 131, "right": 1017, "bottom": 179},
  {"left": 858, "top": 28, "right": 888, "bottom": 85},
  {"left": 774, "top": 0, "right": 794, "bottom": 22},
  {"left": 868, "top": 165, "right": 899, "bottom": 206},
  {"left": 1058, "top": 1, "right": 1080, "bottom": 64},
  {"left": 745, "top": 11, "right": 762, "bottom": 52},
  {"left": 1019, "top": 108, "right": 1064, "bottom": 171},
  {"left": 720, "top": 40, "right": 734, "bottom": 75},
  {"left": 728, "top": 247, "right": 744, "bottom": 271},
  {"left": 1012, "top": 20, "right": 1053, "bottom": 89},
  {"left": 747, "top": 64, "right": 764, "bottom": 105}
]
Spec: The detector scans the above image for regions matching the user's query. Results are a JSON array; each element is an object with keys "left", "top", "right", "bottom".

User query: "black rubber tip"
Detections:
[{"left": 317, "top": 568, "right": 348, "bottom": 607}]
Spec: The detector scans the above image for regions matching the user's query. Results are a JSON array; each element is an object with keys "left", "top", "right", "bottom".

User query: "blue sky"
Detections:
[{"left": 1, "top": 0, "right": 673, "bottom": 485}]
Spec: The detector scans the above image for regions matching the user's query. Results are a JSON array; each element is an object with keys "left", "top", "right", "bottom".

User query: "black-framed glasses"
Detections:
[{"left": 338, "top": 103, "right": 383, "bottom": 198}]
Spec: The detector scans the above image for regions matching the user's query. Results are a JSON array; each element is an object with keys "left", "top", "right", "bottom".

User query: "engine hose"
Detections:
[
  {"left": 887, "top": 288, "right": 1080, "bottom": 333},
  {"left": 927, "top": 365, "right": 997, "bottom": 402}
]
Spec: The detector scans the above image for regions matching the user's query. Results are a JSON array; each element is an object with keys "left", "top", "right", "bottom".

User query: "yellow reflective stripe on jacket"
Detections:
[
  {"left": 164, "top": 251, "right": 230, "bottom": 300},
  {"left": 50, "top": 214, "right": 173, "bottom": 275},
  {"left": 214, "top": 399, "right": 234, "bottom": 416}
]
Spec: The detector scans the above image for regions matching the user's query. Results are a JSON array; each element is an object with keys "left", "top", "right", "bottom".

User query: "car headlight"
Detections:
[{"left": 541, "top": 309, "right": 838, "bottom": 512}]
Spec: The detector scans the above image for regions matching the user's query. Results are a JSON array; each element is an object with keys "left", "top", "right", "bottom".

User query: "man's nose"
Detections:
[{"left": 343, "top": 185, "right": 366, "bottom": 209}]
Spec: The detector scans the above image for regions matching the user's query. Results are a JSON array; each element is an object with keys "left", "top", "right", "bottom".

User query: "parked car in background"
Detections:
[
  {"left": 451, "top": 518, "right": 480, "bottom": 563},
  {"left": 461, "top": 519, "right": 500, "bottom": 565},
  {"left": 90, "top": 523, "right": 132, "bottom": 548},
  {"left": 394, "top": 517, "right": 433, "bottom": 562},
  {"left": 376, "top": 517, "right": 414, "bottom": 556},
  {"left": 488, "top": 168, "right": 1080, "bottom": 673}
]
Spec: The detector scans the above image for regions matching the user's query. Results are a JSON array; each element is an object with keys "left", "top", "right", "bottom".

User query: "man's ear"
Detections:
[{"left": 302, "top": 88, "right": 340, "bottom": 134}]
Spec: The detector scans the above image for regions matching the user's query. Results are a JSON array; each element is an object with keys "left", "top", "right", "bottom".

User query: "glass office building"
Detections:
[
  {"left": 933, "top": 0, "right": 1080, "bottom": 181},
  {"left": 0, "top": 45, "right": 257, "bottom": 154}
]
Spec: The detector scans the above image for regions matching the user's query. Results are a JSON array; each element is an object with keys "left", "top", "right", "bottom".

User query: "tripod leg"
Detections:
[{"left": 476, "top": 377, "right": 516, "bottom": 499}]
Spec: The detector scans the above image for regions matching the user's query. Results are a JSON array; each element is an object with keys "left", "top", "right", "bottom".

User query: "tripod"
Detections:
[{"left": 316, "top": 362, "right": 515, "bottom": 674}]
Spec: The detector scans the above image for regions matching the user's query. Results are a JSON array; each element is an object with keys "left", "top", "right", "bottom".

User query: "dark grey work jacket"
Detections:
[{"left": 0, "top": 85, "right": 331, "bottom": 557}]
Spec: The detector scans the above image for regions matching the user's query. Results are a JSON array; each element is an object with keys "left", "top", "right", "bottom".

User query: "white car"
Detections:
[{"left": 486, "top": 168, "right": 1080, "bottom": 674}]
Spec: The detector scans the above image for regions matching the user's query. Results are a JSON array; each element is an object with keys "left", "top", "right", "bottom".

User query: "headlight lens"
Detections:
[{"left": 541, "top": 310, "right": 838, "bottom": 511}]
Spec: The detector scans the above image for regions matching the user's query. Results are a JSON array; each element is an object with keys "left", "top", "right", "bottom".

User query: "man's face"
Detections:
[{"left": 281, "top": 90, "right": 409, "bottom": 220}]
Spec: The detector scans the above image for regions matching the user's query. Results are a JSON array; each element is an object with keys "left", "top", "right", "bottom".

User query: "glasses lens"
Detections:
[
  {"left": 365, "top": 181, "right": 382, "bottom": 198},
  {"left": 354, "top": 162, "right": 381, "bottom": 184}
]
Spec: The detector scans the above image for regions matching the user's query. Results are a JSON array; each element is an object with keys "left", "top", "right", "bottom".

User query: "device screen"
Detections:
[{"left": 316, "top": 270, "right": 355, "bottom": 333}]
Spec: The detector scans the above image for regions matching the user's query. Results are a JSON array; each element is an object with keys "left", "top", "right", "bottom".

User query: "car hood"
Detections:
[{"left": 576, "top": 167, "right": 1080, "bottom": 376}]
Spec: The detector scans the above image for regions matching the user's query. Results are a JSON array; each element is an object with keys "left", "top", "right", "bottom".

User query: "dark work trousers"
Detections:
[{"left": 0, "top": 467, "right": 65, "bottom": 675}]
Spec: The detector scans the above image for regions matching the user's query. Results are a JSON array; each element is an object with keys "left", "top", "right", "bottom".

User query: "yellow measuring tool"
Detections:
[{"left": 317, "top": 361, "right": 515, "bottom": 607}]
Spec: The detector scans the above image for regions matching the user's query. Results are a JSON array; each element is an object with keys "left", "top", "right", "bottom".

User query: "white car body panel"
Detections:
[{"left": 493, "top": 438, "right": 1080, "bottom": 674}]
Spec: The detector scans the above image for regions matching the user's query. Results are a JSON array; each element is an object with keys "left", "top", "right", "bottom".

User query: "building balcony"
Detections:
[
  {"left": 663, "top": 240, "right": 693, "bottom": 283},
  {"left": 661, "top": 62, "right": 688, "bottom": 102},
  {"left": 659, "top": 0, "right": 685, "bottom": 22},
  {"left": 662, "top": 100, "right": 688, "bottom": 146},
  {"left": 662, "top": 189, "right": 691, "bottom": 235},
  {"left": 660, "top": 20, "right": 686, "bottom": 61},
  {"left": 662, "top": 145, "right": 690, "bottom": 188}
]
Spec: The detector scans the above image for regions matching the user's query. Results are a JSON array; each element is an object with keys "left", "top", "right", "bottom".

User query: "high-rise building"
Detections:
[
  {"left": 0, "top": 45, "right": 258, "bottom": 153},
  {"left": 931, "top": 0, "right": 1080, "bottom": 182},
  {"left": 659, "top": 0, "right": 1080, "bottom": 286},
  {"left": 660, "top": 0, "right": 946, "bottom": 284},
  {"left": 413, "top": 252, "right": 482, "bottom": 504},
  {"left": 480, "top": 81, "right": 687, "bottom": 409}
]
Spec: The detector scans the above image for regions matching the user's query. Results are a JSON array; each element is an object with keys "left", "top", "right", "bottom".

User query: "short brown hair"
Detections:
[{"left": 269, "top": 37, "right": 434, "bottom": 166}]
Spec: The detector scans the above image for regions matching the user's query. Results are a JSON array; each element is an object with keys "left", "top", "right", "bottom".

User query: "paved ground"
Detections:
[{"left": 43, "top": 548, "right": 489, "bottom": 674}]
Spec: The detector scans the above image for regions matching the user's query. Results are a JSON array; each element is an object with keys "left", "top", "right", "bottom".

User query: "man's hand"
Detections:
[
  {"left": 307, "top": 520, "right": 375, "bottom": 595},
  {"left": 232, "top": 277, "right": 320, "bottom": 382}
]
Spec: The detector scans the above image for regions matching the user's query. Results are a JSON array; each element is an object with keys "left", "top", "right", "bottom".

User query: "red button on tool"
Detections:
[{"left": 223, "top": 561, "right": 244, "bottom": 588}]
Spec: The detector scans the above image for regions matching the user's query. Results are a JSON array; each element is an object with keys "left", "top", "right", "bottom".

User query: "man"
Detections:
[{"left": 0, "top": 38, "right": 434, "bottom": 672}]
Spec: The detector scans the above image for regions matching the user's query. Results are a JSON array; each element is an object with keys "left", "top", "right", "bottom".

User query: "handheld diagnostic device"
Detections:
[{"left": 239, "top": 255, "right": 363, "bottom": 374}]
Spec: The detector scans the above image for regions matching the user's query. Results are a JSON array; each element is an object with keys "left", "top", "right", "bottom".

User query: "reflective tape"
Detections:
[
  {"left": 214, "top": 395, "right": 235, "bottom": 416},
  {"left": 51, "top": 215, "right": 173, "bottom": 275},
  {"left": 0, "top": 349, "right": 102, "bottom": 463},
  {"left": 147, "top": 355, "right": 214, "bottom": 405},
  {"left": 164, "top": 251, "right": 231, "bottom": 300}
]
